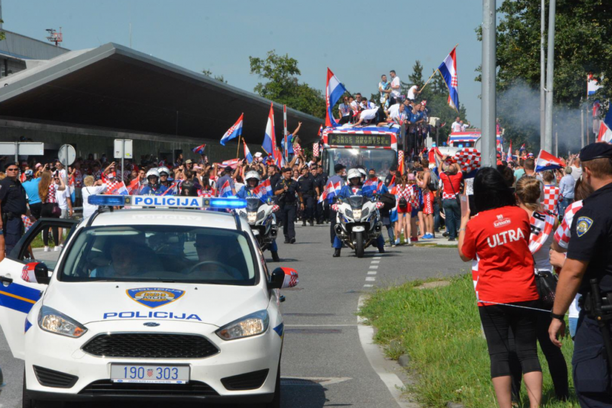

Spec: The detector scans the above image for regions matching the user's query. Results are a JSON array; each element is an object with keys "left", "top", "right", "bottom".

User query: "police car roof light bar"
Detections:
[{"left": 87, "top": 195, "right": 247, "bottom": 210}]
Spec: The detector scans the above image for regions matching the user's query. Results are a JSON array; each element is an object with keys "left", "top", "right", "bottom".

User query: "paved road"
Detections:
[{"left": 0, "top": 223, "right": 468, "bottom": 408}]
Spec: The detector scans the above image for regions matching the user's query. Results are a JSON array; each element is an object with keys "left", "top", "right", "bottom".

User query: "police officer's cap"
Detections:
[
  {"left": 579, "top": 143, "right": 612, "bottom": 162},
  {"left": 334, "top": 163, "right": 346, "bottom": 173}
]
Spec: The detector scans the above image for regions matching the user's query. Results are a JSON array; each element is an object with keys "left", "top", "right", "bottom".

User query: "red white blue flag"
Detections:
[
  {"left": 220, "top": 114, "right": 243, "bottom": 146},
  {"left": 588, "top": 74, "right": 602, "bottom": 96},
  {"left": 192, "top": 144, "right": 206, "bottom": 154},
  {"left": 262, "top": 103, "right": 276, "bottom": 155},
  {"left": 597, "top": 106, "right": 612, "bottom": 143},
  {"left": 243, "top": 140, "right": 253, "bottom": 164},
  {"left": 219, "top": 180, "right": 233, "bottom": 197},
  {"left": 252, "top": 179, "right": 273, "bottom": 200},
  {"left": 535, "top": 150, "right": 564, "bottom": 172},
  {"left": 438, "top": 47, "right": 459, "bottom": 111},
  {"left": 507, "top": 140, "right": 513, "bottom": 162},
  {"left": 325, "top": 68, "right": 347, "bottom": 127}
]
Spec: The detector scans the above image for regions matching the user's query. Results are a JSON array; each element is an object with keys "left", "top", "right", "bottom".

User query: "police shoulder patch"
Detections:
[{"left": 576, "top": 216, "right": 593, "bottom": 238}]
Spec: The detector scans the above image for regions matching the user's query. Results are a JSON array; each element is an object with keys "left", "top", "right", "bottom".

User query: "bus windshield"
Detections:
[{"left": 322, "top": 148, "right": 397, "bottom": 178}]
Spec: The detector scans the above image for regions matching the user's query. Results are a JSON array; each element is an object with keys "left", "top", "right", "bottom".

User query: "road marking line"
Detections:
[
  {"left": 358, "top": 296, "right": 412, "bottom": 408},
  {"left": 363, "top": 284, "right": 373, "bottom": 288},
  {"left": 285, "top": 324, "right": 356, "bottom": 327},
  {"left": 369, "top": 265, "right": 379, "bottom": 269},
  {"left": 373, "top": 256, "right": 382, "bottom": 260},
  {"left": 367, "top": 271, "right": 377, "bottom": 275},
  {"left": 371, "top": 260, "right": 381, "bottom": 264},
  {"left": 365, "top": 277, "right": 376, "bottom": 281}
]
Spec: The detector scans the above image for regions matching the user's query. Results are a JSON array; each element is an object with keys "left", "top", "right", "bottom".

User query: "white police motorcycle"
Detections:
[
  {"left": 240, "top": 197, "right": 279, "bottom": 250},
  {"left": 334, "top": 194, "right": 383, "bottom": 258}
]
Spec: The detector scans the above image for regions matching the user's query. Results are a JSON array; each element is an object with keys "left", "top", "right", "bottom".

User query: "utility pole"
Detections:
[
  {"left": 544, "top": 0, "right": 556, "bottom": 153},
  {"left": 581, "top": 107, "right": 585, "bottom": 148},
  {"left": 481, "top": 0, "right": 497, "bottom": 167},
  {"left": 540, "top": 0, "right": 546, "bottom": 148}
]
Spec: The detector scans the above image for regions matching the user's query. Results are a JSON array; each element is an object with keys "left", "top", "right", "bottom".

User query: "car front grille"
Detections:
[
  {"left": 221, "top": 369, "right": 269, "bottom": 390},
  {"left": 79, "top": 380, "right": 218, "bottom": 396},
  {"left": 82, "top": 333, "right": 219, "bottom": 358},
  {"left": 33, "top": 365, "right": 78, "bottom": 388}
]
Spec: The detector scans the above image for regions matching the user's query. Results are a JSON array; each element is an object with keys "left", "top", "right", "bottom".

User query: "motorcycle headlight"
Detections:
[
  {"left": 38, "top": 306, "right": 87, "bottom": 338},
  {"left": 352, "top": 209, "right": 362, "bottom": 219},
  {"left": 361, "top": 208, "right": 370, "bottom": 219},
  {"left": 344, "top": 209, "right": 353, "bottom": 219},
  {"left": 216, "top": 310, "right": 269, "bottom": 341},
  {"left": 247, "top": 212, "right": 258, "bottom": 223}
]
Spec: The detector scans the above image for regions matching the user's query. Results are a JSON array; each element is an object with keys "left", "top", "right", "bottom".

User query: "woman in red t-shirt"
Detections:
[{"left": 458, "top": 167, "right": 542, "bottom": 408}]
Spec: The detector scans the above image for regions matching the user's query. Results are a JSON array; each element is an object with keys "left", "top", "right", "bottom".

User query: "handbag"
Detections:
[
  {"left": 51, "top": 203, "right": 61, "bottom": 217},
  {"left": 535, "top": 270, "right": 558, "bottom": 309}
]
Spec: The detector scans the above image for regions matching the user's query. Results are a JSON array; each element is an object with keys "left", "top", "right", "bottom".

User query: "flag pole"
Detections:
[
  {"left": 236, "top": 135, "right": 242, "bottom": 158},
  {"left": 419, "top": 69, "right": 439, "bottom": 94},
  {"left": 283, "top": 105, "right": 288, "bottom": 163}
]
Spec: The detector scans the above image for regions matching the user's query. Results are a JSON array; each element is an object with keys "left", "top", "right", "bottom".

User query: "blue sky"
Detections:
[{"left": 4, "top": 0, "right": 490, "bottom": 126}]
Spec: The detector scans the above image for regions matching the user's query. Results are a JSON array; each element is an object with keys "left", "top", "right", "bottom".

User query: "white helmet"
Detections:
[
  {"left": 245, "top": 171, "right": 261, "bottom": 182},
  {"left": 347, "top": 168, "right": 361, "bottom": 181},
  {"left": 146, "top": 168, "right": 160, "bottom": 180},
  {"left": 358, "top": 168, "right": 367, "bottom": 179},
  {"left": 157, "top": 166, "right": 170, "bottom": 176}
]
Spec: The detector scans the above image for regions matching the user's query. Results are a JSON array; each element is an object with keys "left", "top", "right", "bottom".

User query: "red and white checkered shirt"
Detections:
[
  {"left": 44, "top": 183, "right": 57, "bottom": 204},
  {"left": 553, "top": 200, "right": 583, "bottom": 250},
  {"left": 543, "top": 185, "right": 560, "bottom": 214},
  {"left": 395, "top": 184, "right": 413, "bottom": 208}
]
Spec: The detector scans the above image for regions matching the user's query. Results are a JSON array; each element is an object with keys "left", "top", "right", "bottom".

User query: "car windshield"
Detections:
[
  {"left": 59, "top": 225, "right": 258, "bottom": 285},
  {"left": 323, "top": 148, "right": 396, "bottom": 178}
]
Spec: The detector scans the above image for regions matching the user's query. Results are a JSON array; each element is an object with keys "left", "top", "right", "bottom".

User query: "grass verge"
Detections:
[{"left": 359, "top": 274, "right": 578, "bottom": 407}]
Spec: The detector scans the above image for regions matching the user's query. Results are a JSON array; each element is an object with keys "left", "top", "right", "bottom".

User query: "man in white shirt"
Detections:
[
  {"left": 389, "top": 70, "right": 401, "bottom": 105},
  {"left": 451, "top": 116, "right": 462, "bottom": 133},
  {"left": 570, "top": 157, "right": 582, "bottom": 181},
  {"left": 460, "top": 120, "right": 469, "bottom": 132},
  {"left": 407, "top": 85, "right": 419, "bottom": 101},
  {"left": 379, "top": 74, "right": 391, "bottom": 105},
  {"left": 388, "top": 103, "right": 407, "bottom": 124},
  {"left": 338, "top": 96, "right": 351, "bottom": 124},
  {"left": 362, "top": 97, "right": 376, "bottom": 110}
]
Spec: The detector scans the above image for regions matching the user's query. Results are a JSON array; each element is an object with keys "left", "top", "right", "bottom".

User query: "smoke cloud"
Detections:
[{"left": 497, "top": 81, "right": 590, "bottom": 156}]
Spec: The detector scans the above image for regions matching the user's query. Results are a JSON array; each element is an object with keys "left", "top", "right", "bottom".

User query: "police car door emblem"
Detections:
[
  {"left": 127, "top": 288, "right": 185, "bottom": 308},
  {"left": 576, "top": 216, "right": 593, "bottom": 238}
]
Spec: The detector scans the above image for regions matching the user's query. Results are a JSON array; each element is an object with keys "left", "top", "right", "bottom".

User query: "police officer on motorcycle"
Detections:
[
  {"left": 332, "top": 168, "right": 385, "bottom": 257},
  {"left": 140, "top": 168, "right": 168, "bottom": 195},
  {"left": 237, "top": 171, "right": 280, "bottom": 262},
  {"left": 549, "top": 143, "right": 612, "bottom": 407}
]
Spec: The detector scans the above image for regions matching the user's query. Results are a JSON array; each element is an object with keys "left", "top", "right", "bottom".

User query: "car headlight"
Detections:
[
  {"left": 38, "top": 306, "right": 87, "bottom": 338},
  {"left": 352, "top": 209, "right": 362, "bottom": 219},
  {"left": 247, "top": 212, "right": 258, "bottom": 223},
  {"left": 216, "top": 310, "right": 269, "bottom": 341}
]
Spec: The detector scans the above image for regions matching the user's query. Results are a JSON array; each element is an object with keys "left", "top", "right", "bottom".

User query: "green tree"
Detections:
[
  {"left": 477, "top": 0, "right": 612, "bottom": 150},
  {"left": 249, "top": 50, "right": 326, "bottom": 118},
  {"left": 202, "top": 69, "right": 227, "bottom": 84}
]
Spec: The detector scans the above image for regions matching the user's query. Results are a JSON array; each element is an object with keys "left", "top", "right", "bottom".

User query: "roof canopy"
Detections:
[{"left": 0, "top": 43, "right": 323, "bottom": 145}]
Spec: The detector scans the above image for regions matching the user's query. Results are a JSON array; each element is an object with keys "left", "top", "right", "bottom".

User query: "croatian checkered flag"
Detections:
[
  {"left": 454, "top": 148, "right": 481, "bottom": 173},
  {"left": 313, "top": 143, "right": 319, "bottom": 157}
]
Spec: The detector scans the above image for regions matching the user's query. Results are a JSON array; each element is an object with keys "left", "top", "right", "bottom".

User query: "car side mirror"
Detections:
[
  {"left": 268, "top": 267, "right": 299, "bottom": 290},
  {"left": 22, "top": 262, "right": 50, "bottom": 285}
]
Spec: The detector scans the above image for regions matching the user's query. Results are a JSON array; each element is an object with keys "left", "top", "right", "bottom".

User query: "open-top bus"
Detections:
[{"left": 320, "top": 125, "right": 401, "bottom": 178}]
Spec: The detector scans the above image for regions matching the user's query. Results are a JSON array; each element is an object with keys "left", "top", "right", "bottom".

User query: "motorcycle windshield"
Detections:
[
  {"left": 246, "top": 197, "right": 262, "bottom": 212},
  {"left": 348, "top": 195, "right": 365, "bottom": 210}
]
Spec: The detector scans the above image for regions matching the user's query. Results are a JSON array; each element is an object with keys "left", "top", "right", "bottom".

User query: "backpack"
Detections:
[
  {"left": 428, "top": 171, "right": 438, "bottom": 191},
  {"left": 399, "top": 197, "right": 408, "bottom": 210},
  {"left": 379, "top": 193, "right": 396, "bottom": 211}
]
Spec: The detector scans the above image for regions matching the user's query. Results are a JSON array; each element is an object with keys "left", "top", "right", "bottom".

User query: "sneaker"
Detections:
[
  {"left": 43, "top": 246, "right": 50, "bottom": 252},
  {"left": 290, "top": 238, "right": 296, "bottom": 244},
  {"left": 448, "top": 238, "right": 456, "bottom": 242},
  {"left": 54, "top": 246, "right": 60, "bottom": 252},
  {"left": 443, "top": 231, "right": 450, "bottom": 237},
  {"left": 406, "top": 238, "right": 413, "bottom": 246},
  {"left": 391, "top": 244, "right": 396, "bottom": 248},
  {"left": 395, "top": 238, "right": 400, "bottom": 245},
  {"left": 411, "top": 237, "right": 418, "bottom": 242},
  {"left": 422, "top": 234, "right": 433, "bottom": 239}
]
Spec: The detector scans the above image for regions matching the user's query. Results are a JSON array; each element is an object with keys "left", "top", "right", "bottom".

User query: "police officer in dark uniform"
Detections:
[
  {"left": 314, "top": 165, "right": 327, "bottom": 224},
  {"left": 299, "top": 165, "right": 319, "bottom": 226},
  {"left": 0, "top": 163, "right": 29, "bottom": 260},
  {"left": 549, "top": 143, "right": 612, "bottom": 407},
  {"left": 274, "top": 167, "right": 302, "bottom": 244},
  {"left": 328, "top": 163, "right": 346, "bottom": 245}
]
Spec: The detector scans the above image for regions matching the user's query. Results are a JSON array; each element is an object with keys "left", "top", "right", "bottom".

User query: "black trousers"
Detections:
[
  {"left": 41, "top": 203, "right": 59, "bottom": 246},
  {"left": 329, "top": 208, "right": 337, "bottom": 245},
  {"left": 479, "top": 302, "right": 541, "bottom": 379},
  {"left": 304, "top": 195, "right": 315, "bottom": 222},
  {"left": 280, "top": 204, "right": 296, "bottom": 240},
  {"left": 510, "top": 306, "right": 569, "bottom": 400},
  {"left": 30, "top": 203, "right": 42, "bottom": 220}
]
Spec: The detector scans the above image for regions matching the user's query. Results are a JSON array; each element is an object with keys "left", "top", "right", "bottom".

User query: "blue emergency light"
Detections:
[{"left": 87, "top": 195, "right": 247, "bottom": 209}]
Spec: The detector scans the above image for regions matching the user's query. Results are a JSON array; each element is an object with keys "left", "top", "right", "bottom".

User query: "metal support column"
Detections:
[
  {"left": 481, "top": 0, "right": 497, "bottom": 167},
  {"left": 544, "top": 0, "right": 556, "bottom": 153}
]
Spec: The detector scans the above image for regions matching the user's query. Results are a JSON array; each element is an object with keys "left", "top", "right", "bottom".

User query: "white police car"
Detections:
[{"left": 0, "top": 195, "right": 298, "bottom": 407}]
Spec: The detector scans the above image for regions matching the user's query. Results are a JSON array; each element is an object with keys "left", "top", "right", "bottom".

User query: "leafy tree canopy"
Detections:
[
  {"left": 478, "top": 0, "right": 612, "bottom": 151},
  {"left": 249, "top": 50, "right": 325, "bottom": 119}
]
